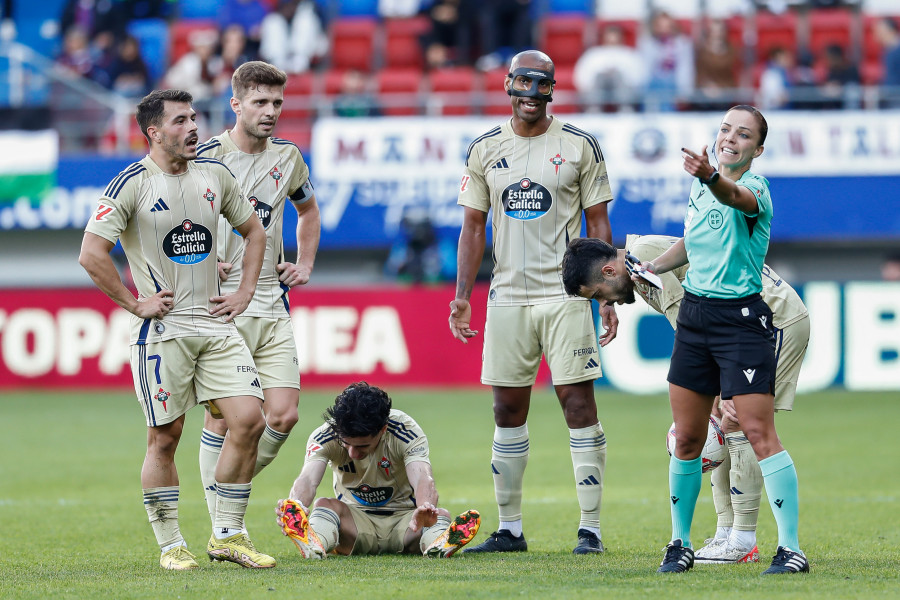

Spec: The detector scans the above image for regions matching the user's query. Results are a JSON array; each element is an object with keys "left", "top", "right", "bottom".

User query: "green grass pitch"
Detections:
[{"left": 1, "top": 388, "right": 898, "bottom": 599}]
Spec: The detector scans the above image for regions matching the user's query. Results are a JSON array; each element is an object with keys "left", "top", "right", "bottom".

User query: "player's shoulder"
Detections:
[
  {"left": 192, "top": 156, "right": 238, "bottom": 179},
  {"left": 385, "top": 410, "right": 424, "bottom": 443},
  {"left": 102, "top": 159, "right": 150, "bottom": 200},
  {"left": 197, "top": 134, "right": 227, "bottom": 158},
  {"left": 627, "top": 234, "right": 679, "bottom": 261},
  {"left": 556, "top": 119, "right": 603, "bottom": 163},
  {"left": 308, "top": 422, "right": 338, "bottom": 446},
  {"left": 270, "top": 136, "right": 301, "bottom": 153},
  {"left": 464, "top": 124, "right": 504, "bottom": 165}
]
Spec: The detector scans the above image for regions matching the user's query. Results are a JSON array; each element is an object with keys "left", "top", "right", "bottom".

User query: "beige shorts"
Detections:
[
  {"left": 130, "top": 335, "right": 264, "bottom": 427},
  {"left": 774, "top": 315, "right": 810, "bottom": 412},
  {"left": 234, "top": 316, "right": 300, "bottom": 390},
  {"left": 346, "top": 505, "right": 415, "bottom": 555},
  {"left": 482, "top": 301, "right": 601, "bottom": 387}
]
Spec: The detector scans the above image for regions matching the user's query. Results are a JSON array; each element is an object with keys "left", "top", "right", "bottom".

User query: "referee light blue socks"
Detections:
[
  {"left": 669, "top": 455, "right": 703, "bottom": 547},
  {"left": 759, "top": 450, "right": 802, "bottom": 553}
]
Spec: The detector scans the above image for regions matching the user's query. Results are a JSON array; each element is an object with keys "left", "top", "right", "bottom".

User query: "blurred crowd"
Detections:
[{"left": 46, "top": 1, "right": 900, "bottom": 112}]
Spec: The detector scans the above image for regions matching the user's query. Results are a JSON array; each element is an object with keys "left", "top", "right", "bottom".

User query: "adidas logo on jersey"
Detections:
[
  {"left": 150, "top": 198, "right": 170, "bottom": 212},
  {"left": 490, "top": 157, "right": 510, "bottom": 169}
]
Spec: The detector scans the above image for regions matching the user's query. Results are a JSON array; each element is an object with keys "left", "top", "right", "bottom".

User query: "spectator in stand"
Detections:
[
  {"left": 218, "top": 0, "right": 269, "bottom": 56},
  {"left": 55, "top": 25, "right": 100, "bottom": 79},
  {"left": 882, "top": 251, "right": 900, "bottom": 282},
  {"left": 474, "top": 0, "right": 533, "bottom": 72},
  {"left": 333, "top": 70, "right": 381, "bottom": 117},
  {"left": 216, "top": 24, "right": 255, "bottom": 94},
  {"left": 573, "top": 25, "right": 646, "bottom": 111},
  {"left": 259, "top": 0, "right": 328, "bottom": 73},
  {"left": 820, "top": 44, "right": 861, "bottom": 109},
  {"left": 163, "top": 28, "right": 222, "bottom": 105},
  {"left": 100, "top": 34, "right": 152, "bottom": 98},
  {"left": 60, "top": 0, "right": 129, "bottom": 44},
  {"left": 694, "top": 18, "right": 740, "bottom": 111},
  {"left": 638, "top": 10, "right": 694, "bottom": 111},
  {"left": 874, "top": 17, "right": 900, "bottom": 107},
  {"left": 422, "top": 0, "right": 475, "bottom": 66},
  {"left": 757, "top": 47, "right": 792, "bottom": 109}
]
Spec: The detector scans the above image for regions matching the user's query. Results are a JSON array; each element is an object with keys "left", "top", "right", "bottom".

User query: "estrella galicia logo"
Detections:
[
  {"left": 249, "top": 196, "right": 273, "bottom": 228},
  {"left": 163, "top": 220, "right": 213, "bottom": 265},
  {"left": 707, "top": 209, "right": 724, "bottom": 230},
  {"left": 348, "top": 484, "right": 393, "bottom": 507},
  {"left": 502, "top": 178, "right": 552, "bottom": 221}
]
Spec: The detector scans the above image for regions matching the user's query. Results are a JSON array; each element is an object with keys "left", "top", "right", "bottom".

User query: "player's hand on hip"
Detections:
[
  {"left": 217, "top": 261, "right": 232, "bottom": 282},
  {"left": 209, "top": 289, "right": 251, "bottom": 322},
  {"left": 277, "top": 262, "right": 311, "bottom": 288},
  {"left": 449, "top": 299, "right": 478, "bottom": 343},
  {"left": 598, "top": 304, "right": 618, "bottom": 347},
  {"left": 681, "top": 145, "right": 715, "bottom": 179},
  {"left": 134, "top": 289, "right": 174, "bottom": 319}
]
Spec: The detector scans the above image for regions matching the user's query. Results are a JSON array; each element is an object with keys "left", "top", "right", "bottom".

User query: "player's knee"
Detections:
[
  {"left": 436, "top": 507, "right": 451, "bottom": 519},
  {"left": 674, "top": 431, "right": 705, "bottom": 459},
  {"left": 314, "top": 497, "right": 343, "bottom": 514},
  {"left": 266, "top": 407, "right": 299, "bottom": 432},
  {"left": 147, "top": 425, "right": 182, "bottom": 457}
]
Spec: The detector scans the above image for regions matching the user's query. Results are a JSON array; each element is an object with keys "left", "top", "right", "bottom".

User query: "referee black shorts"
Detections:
[{"left": 667, "top": 291, "right": 776, "bottom": 399}]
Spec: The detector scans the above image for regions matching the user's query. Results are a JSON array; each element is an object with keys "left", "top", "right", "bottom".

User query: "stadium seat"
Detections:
[
  {"left": 282, "top": 72, "right": 317, "bottom": 120},
  {"left": 428, "top": 66, "right": 478, "bottom": 115},
  {"left": 384, "top": 16, "right": 430, "bottom": 70},
  {"left": 540, "top": 15, "right": 590, "bottom": 68},
  {"left": 549, "top": 65, "right": 578, "bottom": 114},
  {"left": 169, "top": 20, "right": 217, "bottom": 65},
  {"left": 754, "top": 10, "right": 798, "bottom": 61},
  {"left": 481, "top": 67, "right": 513, "bottom": 115},
  {"left": 862, "top": 14, "right": 897, "bottom": 65},
  {"left": 330, "top": 18, "right": 379, "bottom": 72},
  {"left": 861, "top": 60, "right": 884, "bottom": 85},
  {"left": 273, "top": 122, "right": 312, "bottom": 152},
  {"left": 127, "top": 19, "right": 170, "bottom": 85},
  {"left": 808, "top": 8, "right": 854, "bottom": 59},
  {"left": 376, "top": 68, "right": 423, "bottom": 116}
]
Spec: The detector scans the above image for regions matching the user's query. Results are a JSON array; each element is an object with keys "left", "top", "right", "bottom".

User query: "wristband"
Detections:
[{"left": 699, "top": 171, "right": 720, "bottom": 186}]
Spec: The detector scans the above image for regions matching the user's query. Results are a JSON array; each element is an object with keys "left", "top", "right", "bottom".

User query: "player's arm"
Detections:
[
  {"left": 681, "top": 145, "right": 759, "bottom": 214},
  {"left": 405, "top": 460, "right": 440, "bottom": 531},
  {"left": 287, "top": 459, "right": 328, "bottom": 508},
  {"left": 79, "top": 232, "right": 173, "bottom": 319},
  {"left": 450, "top": 206, "right": 487, "bottom": 343},
  {"left": 645, "top": 237, "right": 688, "bottom": 275},
  {"left": 279, "top": 189, "right": 321, "bottom": 288},
  {"left": 583, "top": 203, "right": 618, "bottom": 345},
  {"left": 209, "top": 213, "right": 265, "bottom": 322}
]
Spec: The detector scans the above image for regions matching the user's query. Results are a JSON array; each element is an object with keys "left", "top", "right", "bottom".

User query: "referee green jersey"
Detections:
[{"left": 682, "top": 170, "right": 772, "bottom": 299}]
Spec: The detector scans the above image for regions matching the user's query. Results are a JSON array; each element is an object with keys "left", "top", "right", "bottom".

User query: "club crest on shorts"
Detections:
[{"left": 154, "top": 387, "right": 171, "bottom": 412}]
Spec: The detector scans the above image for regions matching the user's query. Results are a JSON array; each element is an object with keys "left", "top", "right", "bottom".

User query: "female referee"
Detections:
[{"left": 640, "top": 105, "right": 808, "bottom": 575}]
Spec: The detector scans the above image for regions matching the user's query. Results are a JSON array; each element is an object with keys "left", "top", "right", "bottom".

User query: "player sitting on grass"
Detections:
[{"left": 275, "top": 382, "right": 481, "bottom": 558}]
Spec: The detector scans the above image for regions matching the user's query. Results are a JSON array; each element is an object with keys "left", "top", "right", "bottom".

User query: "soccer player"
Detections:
[
  {"left": 195, "top": 61, "right": 321, "bottom": 526},
  {"left": 562, "top": 234, "right": 810, "bottom": 565},
  {"left": 623, "top": 106, "right": 806, "bottom": 574},
  {"left": 78, "top": 89, "right": 275, "bottom": 570},
  {"left": 448, "top": 50, "right": 618, "bottom": 555},
  {"left": 274, "top": 382, "right": 482, "bottom": 558}
]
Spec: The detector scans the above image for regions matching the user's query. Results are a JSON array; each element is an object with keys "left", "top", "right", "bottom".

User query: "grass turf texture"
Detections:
[{"left": 1, "top": 389, "right": 898, "bottom": 599}]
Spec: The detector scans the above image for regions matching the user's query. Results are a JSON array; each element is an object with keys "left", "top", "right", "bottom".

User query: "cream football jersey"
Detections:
[
  {"left": 85, "top": 155, "right": 255, "bottom": 344},
  {"left": 459, "top": 117, "right": 613, "bottom": 306},
  {"left": 304, "top": 410, "right": 430, "bottom": 511},
  {"left": 199, "top": 132, "right": 311, "bottom": 318},
  {"left": 626, "top": 234, "right": 808, "bottom": 329}
]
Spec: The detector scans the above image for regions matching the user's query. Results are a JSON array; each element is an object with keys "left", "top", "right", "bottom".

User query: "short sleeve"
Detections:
[{"left": 457, "top": 142, "right": 490, "bottom": 213}]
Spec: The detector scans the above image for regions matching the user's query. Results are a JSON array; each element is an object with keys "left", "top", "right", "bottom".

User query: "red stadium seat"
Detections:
[
  {"left": 755, "top": 11, "right": 798, "bottom": 61},
  {"left": 281, "top": 72, "right": 316, "bottom": 120},
  {"left": 323, "top": 69, "right": 349, "bottom": 96},
  {"left": 481, "top": 67, "right": 513, "bottom": 115},
  {"left": 384, "top": 16, "right": 430, "bottom": 70},
  {"left": 428, "top": 66, "right": 478, "bottom": 115},
  {"left": 169, "top": 19, "right": 217, "bottom": 64},
  {"left": 273, "top": 122, "right": 312, "bottom": 151},
  {"left": 863, "top": 14, "right": 899, "bottom": 64},
  {"left": 540, "top": 15, "right": 589, "bottom": 68},
  {"left": 808, "top": 8, "right": 853, "bottom": 59},
  {"left": 376, "top": 68, "right": 423, "bottom": 115},
  {"left": 861, "top": 60, "right": 884, "bottom": 85},
  {"left": 330, "top": 18, "right": 379, "bottom": 72}
]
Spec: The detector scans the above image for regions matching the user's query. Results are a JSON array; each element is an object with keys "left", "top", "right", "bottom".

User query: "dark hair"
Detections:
[
  {"left": 562, "top": 237, "right": 618, "bottom": 296},
  {"left": 325, "top": 382, "right": 392, "bottom": 439},
  {"left": 135, "top": 89, "right": 193, "bottom": 141},
  {"left": 728, "top": 104, "right": 768, "bottom": 145},
  {"left": 232, "top": 60, "right": 288, "bottom": 99}
]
